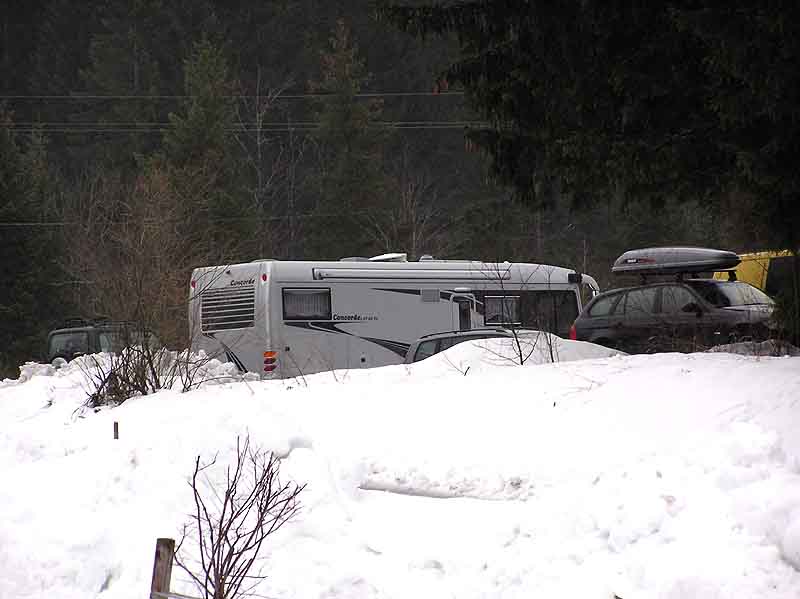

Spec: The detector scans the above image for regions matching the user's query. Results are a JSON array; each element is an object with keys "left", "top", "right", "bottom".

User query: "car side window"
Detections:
[
  {"left": 439, "top": 336, "right": 460, "bottom": 351},
  {"left": 660, "top": 286, "right": 699, "bottom": 314},
  {"left": 623, "top": 288, "right": 657, "bottom": 316},
  {"left": 98, "top": 332, "right": 114, "bottom": 352},
  {"left": 413, "top": 339, "right": 438, "bottom": 362},
  {"left": 588, "top": 293, "right": 620, "bottom": 316}
]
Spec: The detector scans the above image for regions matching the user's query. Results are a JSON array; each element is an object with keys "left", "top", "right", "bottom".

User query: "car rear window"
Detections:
[
  {"left": 687, "top": 281, "right": 774, "bottom": 307},
  {"left": 413, "top": 339, "right": 438, "bottom": 362},
  {"left": 49, "top": 331, "right": 89, "bottom": 357}
]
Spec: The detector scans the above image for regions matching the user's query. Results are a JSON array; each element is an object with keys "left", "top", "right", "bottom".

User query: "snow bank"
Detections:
[
  {"left": 406, "top": 332, "right": 624, "bottom": 377},
  {"left": 2, "top": 348, "right": 800, "bottom": 599}
]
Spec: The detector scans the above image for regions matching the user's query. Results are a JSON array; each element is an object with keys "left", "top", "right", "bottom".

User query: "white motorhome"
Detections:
[{"left": 188, "top": 253, "right": 599, "bottom": 378}]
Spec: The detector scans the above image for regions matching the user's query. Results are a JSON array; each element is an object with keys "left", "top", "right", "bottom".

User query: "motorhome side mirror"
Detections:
[{"left": 568, "top": 273, "right": 583, "bottom": 284}]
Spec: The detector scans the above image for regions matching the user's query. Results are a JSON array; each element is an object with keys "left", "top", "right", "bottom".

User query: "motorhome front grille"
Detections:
[{"left": 201, "top": 284, "right": 256, "bottom": 332}]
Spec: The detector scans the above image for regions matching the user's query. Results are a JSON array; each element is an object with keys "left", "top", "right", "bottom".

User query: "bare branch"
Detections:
[{"left": 174, "top": 434, "right": 305, "bottom": 599}]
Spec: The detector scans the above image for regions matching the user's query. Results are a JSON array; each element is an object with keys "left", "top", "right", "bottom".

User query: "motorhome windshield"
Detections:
[{"left": 687, "top": 281, "right": 774, "bottom": 308}]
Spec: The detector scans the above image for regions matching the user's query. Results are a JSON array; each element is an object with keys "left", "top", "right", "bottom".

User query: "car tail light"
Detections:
[
  {"left": 263, "top": 350, "right": 278, "bottom": 373},
  {"left": 569, "top": 323, "right": 577, "bottom": 341}
]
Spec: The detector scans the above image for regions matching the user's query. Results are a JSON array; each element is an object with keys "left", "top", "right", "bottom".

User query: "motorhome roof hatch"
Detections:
[{"left": 368, "top": 253, "right": 408, "bottom": 262}]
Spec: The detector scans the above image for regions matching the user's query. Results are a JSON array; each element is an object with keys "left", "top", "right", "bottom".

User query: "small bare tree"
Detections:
[
  {"left": 175, "top": 435, "right": 305, "bottom": 599},
  {"left": 233, "top": 72, "right": 309, "bottom": 259},
  {"left": 366, "top": 170, "right": 455, "bottom": 259},
  {"left": 480, "top": 262, "right": 561, "bottom": 365}
]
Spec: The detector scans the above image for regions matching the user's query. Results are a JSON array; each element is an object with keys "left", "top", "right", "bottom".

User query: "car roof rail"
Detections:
[
  {"left": 416, "top": 327, "right": 511, "bottom": 340},
  {"left": 63, "top": 316, "right": 91, "bottom": 327}
]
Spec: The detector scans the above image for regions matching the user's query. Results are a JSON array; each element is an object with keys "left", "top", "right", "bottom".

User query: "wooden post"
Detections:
[
  {"left": 150, "top": 537, "right": 175, "bottom": 598},
  {"left": 113, "top": 421, "right": 119, "bottom": 440}
]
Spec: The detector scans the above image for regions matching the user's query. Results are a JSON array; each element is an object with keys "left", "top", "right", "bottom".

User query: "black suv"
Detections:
[
  {"left": 570, "top": 279, "right": 776, "bottom": 353},
  {"left": 46, "top": 318, "right": 157, "bottom": 366}
]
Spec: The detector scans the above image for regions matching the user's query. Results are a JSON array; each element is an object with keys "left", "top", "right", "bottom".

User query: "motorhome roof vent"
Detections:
[
  {"left": 368, "top": 253, "right": 408, "bottom": 262},
  {"left": 418, "top": 254, "right": 434, "bottom": 261}
]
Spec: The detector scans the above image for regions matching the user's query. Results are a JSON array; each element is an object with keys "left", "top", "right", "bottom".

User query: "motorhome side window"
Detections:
[
  {"left": 282, "top": 288, "right": 332, "bottom": 320},
  {"left": 485, "top": 296, "right": 521, "bottom": 325}
]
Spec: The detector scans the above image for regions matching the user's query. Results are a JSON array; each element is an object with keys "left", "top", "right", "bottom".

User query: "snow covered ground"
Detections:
[{"left": 2, "top": 337, "right": 800, "bottom": 599}]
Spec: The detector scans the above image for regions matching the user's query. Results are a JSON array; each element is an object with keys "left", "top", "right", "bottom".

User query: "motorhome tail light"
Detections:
[
  {"left": 568, "top": 323, "right": 577, "bottom": 341},
  {"left": 263, "top": 350, "right": 278, "bottom": 373},
  {"left": 261, "top": 274, "right": 267, "bottom": 282},
  {"left": 191, "top": 280, "right": 196, "bottom": 289}
]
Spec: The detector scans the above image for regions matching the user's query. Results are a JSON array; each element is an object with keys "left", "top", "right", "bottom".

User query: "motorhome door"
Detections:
[{"left": 451, "top": 294, "right": 475, "bottom": 330}]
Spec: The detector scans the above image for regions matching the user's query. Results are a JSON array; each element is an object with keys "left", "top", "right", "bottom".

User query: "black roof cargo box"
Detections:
[{"left": 612, "top": 247, "right": 741, "bottom": 276}]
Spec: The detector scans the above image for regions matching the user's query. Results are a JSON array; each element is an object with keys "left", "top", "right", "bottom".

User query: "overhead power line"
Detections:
[
  {"left": 0, "top": 210, "right": 440, "bottom": 228},
  {"left": 3, "top": 120, "right": 488, "bottom": 134},
  {"left": 11, "top": 120, "right": 479, "bottom": 126},
  {"left": 0, "top": 91, "right": 465, "bottom": 100}
]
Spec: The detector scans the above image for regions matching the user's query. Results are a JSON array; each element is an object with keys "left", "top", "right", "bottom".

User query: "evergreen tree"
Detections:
[
  {"left": 382, "top": 1, "right": 800, "bottom": 340},
  {"left": 0, "top": 109, "right": 65, "bottom": 376},
  {"left": 165, "top": 39, "right": 234, "bottom": 168},
  {"left": 380, "top": 2, "right": 799, "bottom": 252},
  {"left": 307, "top": 19, "right": 391, "bottom": 258},
  {"left": 78, "top": 0, "right": 219, "bottom": 170},
  {"left": 677, "top": 4, "right": 800, "bottom": 252},
  {"left": 161, "top": 38, "right": 249, "bottom": 263},
  {"left": 0, "top": 1, "right": 48, "bottom": 96}
]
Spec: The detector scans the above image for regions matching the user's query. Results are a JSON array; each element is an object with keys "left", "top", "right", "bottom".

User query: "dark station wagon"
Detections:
[
  {"left": 46, "top": 318, "right": 158, "bottom": 366},
  {"left": 569, "top": 247, "right": 777, "bottom": 353}
]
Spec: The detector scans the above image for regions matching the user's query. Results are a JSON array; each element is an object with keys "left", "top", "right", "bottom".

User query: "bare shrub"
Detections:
[
  {"left": 59, "top": 165, "right": 241, "bottom": 355},
  {"left": 78, "top": 324, "right": 235, "bottom": 408},
  {"left": 57, "top": 165, "right": 257, "bottom": 405},
  {"left": 175, "top": 435, "right": 304, "bottom": 599}
]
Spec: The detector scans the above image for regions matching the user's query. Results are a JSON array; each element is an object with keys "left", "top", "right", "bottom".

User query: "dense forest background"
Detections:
[{"left": 0, "top": 1, "right": 794, "bottom": 375}]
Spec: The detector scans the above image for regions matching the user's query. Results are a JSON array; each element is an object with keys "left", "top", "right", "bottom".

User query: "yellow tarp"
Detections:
[{"left": 713, "top": 250, "right": 794, "bottom": 290}]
